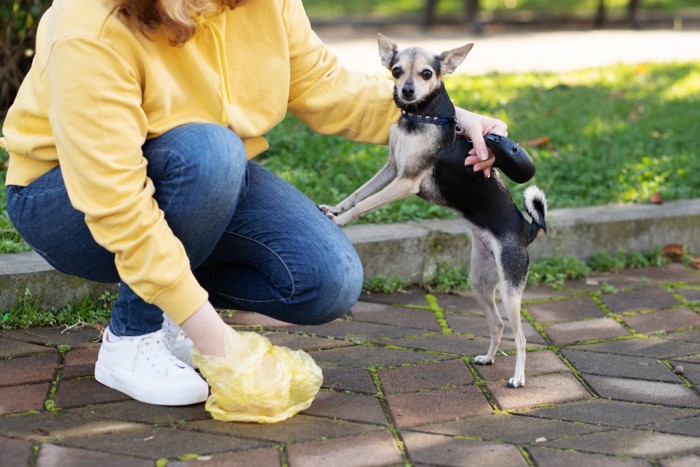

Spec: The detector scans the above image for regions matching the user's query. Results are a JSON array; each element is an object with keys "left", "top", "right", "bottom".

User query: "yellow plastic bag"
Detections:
[{"left": 192, "top": 326, "right": 323, "bottom": 423}]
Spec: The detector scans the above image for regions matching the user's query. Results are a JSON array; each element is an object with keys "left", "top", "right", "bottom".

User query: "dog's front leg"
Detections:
[
  {"left": 319, "top": 162, "right": 397, "bottom": 219},
  {"left": 338, "top": 162, "right": 399, "bottom": 213},
  {"left": 333, "top": 176, "right": 419, "bottom": 225}
]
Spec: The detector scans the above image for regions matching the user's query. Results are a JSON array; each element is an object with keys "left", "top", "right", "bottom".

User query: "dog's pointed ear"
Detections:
[
  {"left": 377, "top": 33, "right": 398, "bottom": 70},
  {"left": 439, "top": 43, "right": 473, "bottom": 75}
]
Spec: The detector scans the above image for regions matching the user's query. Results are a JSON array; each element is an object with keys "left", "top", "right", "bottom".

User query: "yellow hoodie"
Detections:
[{"left": 1, "top": 0, "right": 398, "bottom": 324}]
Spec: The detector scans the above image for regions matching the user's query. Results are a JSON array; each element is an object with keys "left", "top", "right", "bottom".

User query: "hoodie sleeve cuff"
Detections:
[{"left": 152, "top": 272, "right": 209, "bottom": 326}]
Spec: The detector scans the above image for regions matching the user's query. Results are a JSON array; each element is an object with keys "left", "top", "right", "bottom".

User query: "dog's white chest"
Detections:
[{"left": 390, "top": 124, "right": 440, "bottom": 177}]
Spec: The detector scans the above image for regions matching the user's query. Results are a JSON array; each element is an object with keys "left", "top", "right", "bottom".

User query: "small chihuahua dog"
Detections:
[{"left": 320, "top": 34, "right": 547, "bottom": 388}]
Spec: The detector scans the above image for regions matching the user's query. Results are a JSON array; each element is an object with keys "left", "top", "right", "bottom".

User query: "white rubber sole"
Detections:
[{"left": 95, "top": 360, "right": 209, "bottom": 406}]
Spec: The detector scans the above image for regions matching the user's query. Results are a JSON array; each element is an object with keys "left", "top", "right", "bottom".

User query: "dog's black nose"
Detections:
[{"left": 401, "top": 86, "right": 415, "bottom": 98}]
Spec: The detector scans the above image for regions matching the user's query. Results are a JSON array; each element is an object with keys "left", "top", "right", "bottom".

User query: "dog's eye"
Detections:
[
  {"left": 420, "top": 69, "right": 433, "bottom": 80},
  {"left": 391, "top": 67, "right": 403, "bottom": 78}
]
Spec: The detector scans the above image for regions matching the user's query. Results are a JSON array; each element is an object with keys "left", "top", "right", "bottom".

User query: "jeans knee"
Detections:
[
  {"left": 195, "top": 124, "right": 247, "bottom": 180},
  {"left": 291, "top": 249, "right": 364, "bottom": 325}
]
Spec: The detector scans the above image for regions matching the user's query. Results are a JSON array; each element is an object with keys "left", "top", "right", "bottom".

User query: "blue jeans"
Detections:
[{"left": 6, "top": 123, "right": 363, "bottom": 336}]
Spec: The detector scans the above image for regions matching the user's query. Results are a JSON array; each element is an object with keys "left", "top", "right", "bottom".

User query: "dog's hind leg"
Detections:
[
  {"left": 499, "top": 285, "right": 527, "bottom": 387},
  {"left": 469, "top": 233, "right": 504, "bottom": 366},
  {"left": 497, "top": 244, "right": 529, "bottom": 388}
]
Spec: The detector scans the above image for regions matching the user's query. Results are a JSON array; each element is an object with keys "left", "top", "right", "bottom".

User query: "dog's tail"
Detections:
[{"left": 523, "top": 185, "right": 548, "bottom": 243}]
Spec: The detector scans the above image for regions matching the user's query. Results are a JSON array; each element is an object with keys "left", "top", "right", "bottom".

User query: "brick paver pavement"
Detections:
[{"left": 0, "top": 263, "right": 698, "bottom": 466}]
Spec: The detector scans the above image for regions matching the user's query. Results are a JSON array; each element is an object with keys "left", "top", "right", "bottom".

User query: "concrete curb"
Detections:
[{"left": 2, "top": 199, "right": 699, "bottom": 310}]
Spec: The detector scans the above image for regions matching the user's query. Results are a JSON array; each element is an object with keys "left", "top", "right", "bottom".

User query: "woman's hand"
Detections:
[{"left": 455, "top": 107, "right": 508, "bottom": 178}]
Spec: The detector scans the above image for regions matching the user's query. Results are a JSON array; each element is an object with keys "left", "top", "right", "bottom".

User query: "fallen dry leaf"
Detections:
[
  {"left": 524, "top": 136, "right": 550, "bottom": 147},
  {"left": 662, "top": 243, "right": 687, "bottom": 262}
]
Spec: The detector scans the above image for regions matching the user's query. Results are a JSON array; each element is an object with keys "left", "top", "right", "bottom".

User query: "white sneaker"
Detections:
[
  {"left": 161, "top": 314, "right": 197, "bottom": 369},
  {"left": 95, "top": 327, "right": 208, "bottom": 406}
]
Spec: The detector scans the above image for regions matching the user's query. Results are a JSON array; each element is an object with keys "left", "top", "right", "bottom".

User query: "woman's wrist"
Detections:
[{"left": 179, "top": 300, "right": 228, "bottom": 357}]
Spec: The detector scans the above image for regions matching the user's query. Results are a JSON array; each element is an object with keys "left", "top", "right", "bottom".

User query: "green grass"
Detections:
[
  {"left": 3, "top": 61, "right": 700, "bottom": 253},
  {"left": 527, "top": 245, "right": 671, "bottom": 290},
  {"left": 0, "top": 289, "right": 115, "bottom": 330}
]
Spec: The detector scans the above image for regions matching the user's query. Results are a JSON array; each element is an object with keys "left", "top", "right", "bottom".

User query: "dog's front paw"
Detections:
[
  {"left": 507, "top": 376, "right": 525, "bottom": 388},
  {"left": 473, "top": 355, "right": 494, "bottom": 365},
  {"left": 318, "top": 204, "right": 339, "bottom": 220}
]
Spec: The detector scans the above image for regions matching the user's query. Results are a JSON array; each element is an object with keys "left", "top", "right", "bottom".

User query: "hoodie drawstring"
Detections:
[{"left": 196, "top": 16, "right": 232, "bottom": 123}]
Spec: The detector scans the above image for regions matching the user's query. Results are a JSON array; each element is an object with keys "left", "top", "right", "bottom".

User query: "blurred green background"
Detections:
[{"left": 303, "top": 0, "right": 700, "bottom": 22}]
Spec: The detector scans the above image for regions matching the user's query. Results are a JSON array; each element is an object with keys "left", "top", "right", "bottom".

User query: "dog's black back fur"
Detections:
[{"left": 434, "top": 138, "right": 530, "bottom": 239}]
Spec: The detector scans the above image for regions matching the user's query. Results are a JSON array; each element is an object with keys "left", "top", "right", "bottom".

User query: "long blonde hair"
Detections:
[{"left": 114, "top": 0, "right": 247, "bottom": 45}]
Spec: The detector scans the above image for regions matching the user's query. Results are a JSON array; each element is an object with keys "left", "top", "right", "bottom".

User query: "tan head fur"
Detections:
[{"left": 377, "top": 33, "right": 473, "bottom": 105}]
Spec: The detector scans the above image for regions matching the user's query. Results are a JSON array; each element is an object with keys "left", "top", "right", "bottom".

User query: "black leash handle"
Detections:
[{"left": 484, "top": 133, "right": 536, "bottom": 184}]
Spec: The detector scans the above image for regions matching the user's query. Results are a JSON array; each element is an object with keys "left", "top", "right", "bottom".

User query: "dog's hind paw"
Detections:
[
  {"left": 473, "top": 355, "right": 494, "bottom": 365},
  {"left": 507, "top": 376, "right": 525, "bottom": 388}
]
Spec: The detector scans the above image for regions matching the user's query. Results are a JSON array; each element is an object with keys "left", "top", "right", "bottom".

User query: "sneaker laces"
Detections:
[{"left": 136, "top": 330, "right": 187, "bottom": 375}]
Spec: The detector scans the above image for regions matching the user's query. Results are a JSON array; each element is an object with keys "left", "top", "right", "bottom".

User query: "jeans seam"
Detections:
[
  {"left": 9, "top": 184, "right": 66, "bottom": 200},
  {"left": 31, "top": 247, "right": 73, "bottom": 275},
  {"left": 216, "top": 230, "right": 296, "bottom": 301},
  {"left": 211, "top": 291, "right": 293, "bottom": 306}
]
